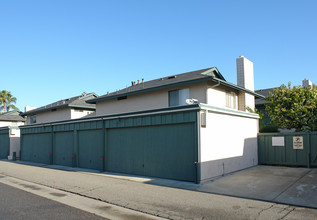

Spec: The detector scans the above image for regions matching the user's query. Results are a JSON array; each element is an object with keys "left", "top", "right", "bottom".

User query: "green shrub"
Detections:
[{"left": 260, "top": 124, "right": 279, "bottom": 133}]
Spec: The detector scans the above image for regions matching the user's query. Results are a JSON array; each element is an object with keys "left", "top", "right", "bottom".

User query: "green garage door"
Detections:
[
  {"left": 22, "top": 133, "right": 51, "bottom": 164},
  {"left": 54, "top": 132, "right": 74, "bottom": 167},
  {"left": 107, "top": 123, "right": 196, "bottom": 182},
  {"left": 0, "top": 134, "right": 9, "bottom": 159},
  {"left": 78, "top": 130, "right": 103, "bottom": 171}
]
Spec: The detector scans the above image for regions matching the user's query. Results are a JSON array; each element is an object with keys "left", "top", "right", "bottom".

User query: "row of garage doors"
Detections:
[{"left": 21, "top": 123, "right": 197, "bottom": 182}]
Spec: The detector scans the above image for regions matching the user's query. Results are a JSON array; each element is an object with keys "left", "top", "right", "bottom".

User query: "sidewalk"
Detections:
[{"left": 0, "top": 160, "right": 317, "bottom": 220}]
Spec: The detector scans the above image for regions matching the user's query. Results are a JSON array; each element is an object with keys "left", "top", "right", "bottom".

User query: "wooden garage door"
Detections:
[{"left": 107, "top": 123, "right": 196, "bottom": 182}]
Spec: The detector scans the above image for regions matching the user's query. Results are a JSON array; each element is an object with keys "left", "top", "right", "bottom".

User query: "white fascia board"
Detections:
[{"left": 199, "top": 103, "right": 260, "bottom": 119}]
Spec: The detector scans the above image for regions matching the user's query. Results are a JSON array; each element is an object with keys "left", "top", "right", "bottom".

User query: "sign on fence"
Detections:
[
  {"left": 293, "top": 136, "right": 304, "bottom": 149},
  {"left": 272, "top": 136, "right": 285, "bottom": 146}
]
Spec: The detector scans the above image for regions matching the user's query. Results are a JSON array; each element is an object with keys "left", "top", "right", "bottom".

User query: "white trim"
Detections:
[{"left": 199, "top": 104, "right": 259, "bottom": 119}]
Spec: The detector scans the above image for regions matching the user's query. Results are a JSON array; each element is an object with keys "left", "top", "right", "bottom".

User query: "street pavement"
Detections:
[
  {"left": 0, "top": 160, "right": 317, "bottom": 220},
  {"left": 0, "top": 182, "right": 106, "bottom": 220}
]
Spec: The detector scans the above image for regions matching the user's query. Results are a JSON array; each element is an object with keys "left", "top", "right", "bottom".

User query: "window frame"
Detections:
[{"left": 168, "top": 88, "right": 190, "bottom": 107}]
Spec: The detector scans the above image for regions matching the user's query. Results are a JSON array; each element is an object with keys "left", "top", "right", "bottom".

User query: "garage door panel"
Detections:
[
  {"left": 22, "top": 133, "right": 51, "bottom": 164},
  {"left": 107, "top": 123, "right": 195, "bottom": 181},
  {"left": 143, "top": 124, "right": 195, "bottom": 181},
  {"left": 78, "top": 130, "right": 103, "bottom": 171},
  {"left": 0, "top": 134, "right": 9, "bottom": 158},
  {"left": 107, "top": 128, "right": 145, "bottom": 175},
  {"left": 54, "top": 132, "right": 73, "bottom": 167}
]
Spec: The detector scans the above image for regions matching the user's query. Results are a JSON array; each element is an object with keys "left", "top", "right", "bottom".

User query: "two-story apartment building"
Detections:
[
  {"left": 82, "top": 56, "right": 264, "bottom": 181},
  {"left": 18, "top": 56, "right": 264, "bottom": 182}
]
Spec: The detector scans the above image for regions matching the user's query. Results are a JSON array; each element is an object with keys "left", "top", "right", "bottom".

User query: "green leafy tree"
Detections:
[
  {"left": 265, "top": 83, "right": 317, "bottom": 132},
  {"left": 246, "top": 106, "right": 279, "bottom": 132},
  {"left": 0, "top": 90, "right": 18, "bottom": 112}
]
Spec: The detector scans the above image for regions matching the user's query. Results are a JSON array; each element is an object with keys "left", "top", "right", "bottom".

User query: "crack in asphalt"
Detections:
[
  {"left": 77, "top": 185, "right": 106, "bottom": 194},
  {"left": 256, "top": 204, "right": 275, "bottom": 219},
  {"left": 279, "top": 207, "right": 295, "bottom": 220}
]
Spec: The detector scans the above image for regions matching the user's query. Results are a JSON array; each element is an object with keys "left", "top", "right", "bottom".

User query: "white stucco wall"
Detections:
[
  {"left": 70, "top": 109, "right": 95, "bottom": 119},
  {"left": 199, "top": 106, "right": 259, "bottom": 181},
  {"left": 207, "top": 87, "right": 226, "bottom": 107},
  {"left": 27, "top": 108, "right": 96, "bottom": 124},
  {"left": 0, "top": 121, "right": 24, "bottom": 128},
  {"left": 96, "top": 82, "right": 208, "bottom": 116},
  {"left": 9, "top": 128, "right": 20, "bottom": 158},
  {"left": 30, "top": 108, "right": 72, "bottom": 124}
]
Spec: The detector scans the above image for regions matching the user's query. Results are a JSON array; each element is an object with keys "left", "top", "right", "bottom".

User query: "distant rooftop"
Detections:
[
  {"left": 22, "top": 92, "right": 98, "bottom": 116},
  {"left": 0, "top": 110, "right": 26, "bottom": 122}
]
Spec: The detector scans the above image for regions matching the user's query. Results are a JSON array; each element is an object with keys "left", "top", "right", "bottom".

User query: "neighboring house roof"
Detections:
[
  {"left": 22, "top": 93, "right": 98, "bottom": 116},
  {"left": 255, "top": 87, "right": 279, "bottom": 106},
  {"left": 88, "top": 67, "right": 264, "bottom": 104},
  {"left": 0, "top": 110, "right": 26, "bottom": 122}
]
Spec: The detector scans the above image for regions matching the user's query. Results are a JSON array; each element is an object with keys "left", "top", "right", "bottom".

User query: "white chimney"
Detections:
[
  {"left": 236, "top": 55, "right": 254, "bottom": 91},
  {"left": 302, "top": 78, "right": 313, "bottom": 89},
  {"left": 236, "top": 56, "right": 255, "bottom": 111},
  {"left": 25, "top": 105, "right": 36, "bottom": 112}
]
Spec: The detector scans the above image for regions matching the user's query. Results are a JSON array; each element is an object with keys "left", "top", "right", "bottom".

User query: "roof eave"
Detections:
[
  {"left": 210, "top": 78, "right": 265, "bottom": 99},
  {"left": 88, "top": 76, "right": 264, "bottom": 104},
  {"left": 0, "top": 118, "right": 26, "bottom": 122},
  {"left": 22, "top": 103, "right": 97, "bottom": 116},
  {"left": 68, "top": 104, "right": 96, "bottom": 110},
  {"left": 21, "top": 104, "right": 69, "bottom": 116},
  {"left": 87, "top": 77, "right": 212, "bottom": 104}
]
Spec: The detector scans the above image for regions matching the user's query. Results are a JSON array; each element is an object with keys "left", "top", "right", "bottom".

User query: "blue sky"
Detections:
[{"left": 1, "top": 0, "right": 316, "bottom": 111}]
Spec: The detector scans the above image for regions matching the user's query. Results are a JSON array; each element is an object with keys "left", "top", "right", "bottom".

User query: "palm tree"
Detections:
[{"left": 0, "top": 90, "right": 18, "bottom": 112}]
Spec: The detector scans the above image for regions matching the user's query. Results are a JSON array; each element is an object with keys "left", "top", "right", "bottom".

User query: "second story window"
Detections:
[
  {"left": 30, "top": 115, "right": 37, "bottom": 124},
  {"left": 168, "top": 88, "right": 189, "bottom": 107},
  {"left": 226, "top": 92, "right": 237, "bottom": 109}
]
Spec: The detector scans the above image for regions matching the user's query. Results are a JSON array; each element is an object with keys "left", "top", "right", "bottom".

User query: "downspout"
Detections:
[{"left": 195, "top": 109, "right": 201, "bottom": 184}]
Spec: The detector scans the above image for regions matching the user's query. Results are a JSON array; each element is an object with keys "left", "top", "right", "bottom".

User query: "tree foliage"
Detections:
[
  {"left": 0, "top": 90, "right": 18, "bottom": 112},
  {"left": 265, "top": 83, "right": 317, "bottom": 132}
]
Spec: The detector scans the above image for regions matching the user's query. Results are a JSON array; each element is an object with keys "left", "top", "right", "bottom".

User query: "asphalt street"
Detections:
[
  {"left": 1, "top": 160, "right": 317, "bottom": 220},
  {"left": 0, "top": 182, "right": 106, "bottom": 220}
]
